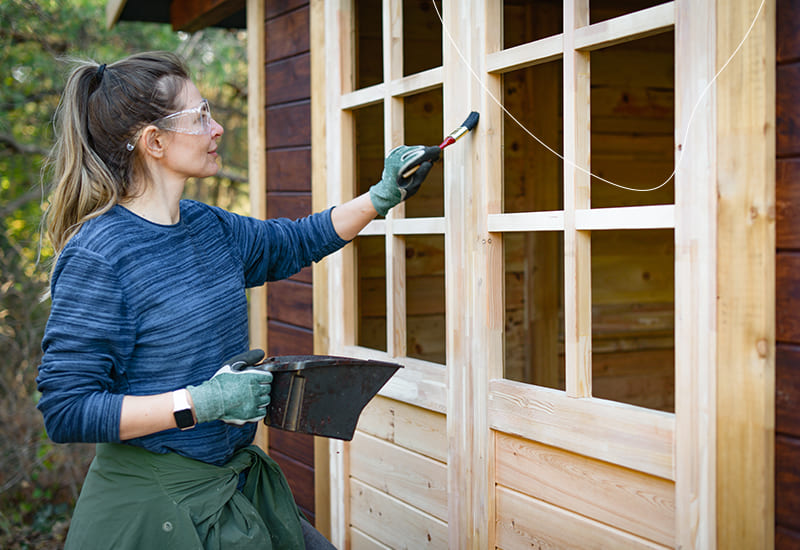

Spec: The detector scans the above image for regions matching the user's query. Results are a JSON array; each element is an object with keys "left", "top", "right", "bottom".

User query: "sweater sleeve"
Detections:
[
  {"left": 37, "top": 246, "right": 133, "bottom": 444},
  {"left": 211, "top": 206, "right": 349, "bottom": 287}
]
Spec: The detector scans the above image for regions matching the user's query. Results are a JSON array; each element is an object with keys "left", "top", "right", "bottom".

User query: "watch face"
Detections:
[{"left": 174, "top": 409, "right": 194, "bottom": 430}]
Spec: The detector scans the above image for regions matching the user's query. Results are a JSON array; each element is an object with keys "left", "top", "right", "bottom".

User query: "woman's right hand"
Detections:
[{"left": 187, "top": 352, "right": 273, "bottom": 425}]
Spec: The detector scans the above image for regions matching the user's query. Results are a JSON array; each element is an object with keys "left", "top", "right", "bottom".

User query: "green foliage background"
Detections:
[{"left": 0, "top": 1, "right": 248, "bottom": 547}]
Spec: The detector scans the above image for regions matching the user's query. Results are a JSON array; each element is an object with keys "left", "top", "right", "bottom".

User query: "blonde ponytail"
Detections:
[{"left": 43, "top": 52, "right": 190, "bottom": 259}]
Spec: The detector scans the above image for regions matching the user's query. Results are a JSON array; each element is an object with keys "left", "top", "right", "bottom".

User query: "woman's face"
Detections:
[{"left": 159, "top": 81, "right": 224, "bottom": 180}]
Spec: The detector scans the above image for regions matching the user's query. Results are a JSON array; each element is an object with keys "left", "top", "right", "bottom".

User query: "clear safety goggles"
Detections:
[{"left": 153, "top": 98, "right": 213, "bottom": 135}]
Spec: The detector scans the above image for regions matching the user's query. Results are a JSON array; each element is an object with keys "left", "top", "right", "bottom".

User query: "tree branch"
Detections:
[{"left": 0, "top": 133, "right": 49, "bottom": 156}]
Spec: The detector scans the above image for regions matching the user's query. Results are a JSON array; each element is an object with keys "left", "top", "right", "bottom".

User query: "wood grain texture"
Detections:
[
  {"left": 268, "top": 279, "right": 312, "bottom": 328},
  {"left": 267, "top": 149, "right": 311, "bottom": 192},
  {"left": 495, "top": 433, "right": 674, "bottom": 547},
  {"left": 777, "top": 0, "right": 800, "bottom": 63},
  {"left": 265, "top": 0, "right": 307, "bottom": 19},
  {"left": 269, "top": 427, "right": 314, "bottom": 465},
  {"left": 777, "top": 159, "right": 800, "bottom": 249},
  {"left": 266, "top": 53, "right": 311, "bottom": 105},
  {"left": 777, "top": 252, "right": 800, "bottom": 342},
  {"left": 266, "top": 193, "right": 311, "bottom": 221},
  {"left": 349, "top": 479, "right": 447, "bottom": 549},
  {"left": 265, "top": 5, "right": 309, "bottom": 62},
  {"left": 270, "top": 447, "right": 315, "bottom": 515},
  {"left": 350, "top": 432, "right": 448, "bottom": 521},
  {"left": 267, "top": 320, "right": 312, "bottom": 355},
  {"left": 356, "top": 396, "right": 448, "bottom": 463},
  {"left": 715, "top": 0, "right": 776, "bottom": 547},
  {"left": 777, "top": 63, "right": 800, "bottom": 156},
  {"left": 777, "top": 435, "right": 800, "bottom": 532},
  {"left": 266, "top": 102, "right": 311, "bottom": 148},
  {"left": 489, "top": 379, "right": 674, "bottom": 480},
  {"left": 777, "top": 344, "right": 800, "bottom": 438},
  {"left": 495, "top": 486, "right": 670, "bottom": 550}
]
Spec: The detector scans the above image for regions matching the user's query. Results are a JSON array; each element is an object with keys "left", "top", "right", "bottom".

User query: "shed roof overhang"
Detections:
[{"left": 106, "top": 0, "right": 245, "bottom": 32}]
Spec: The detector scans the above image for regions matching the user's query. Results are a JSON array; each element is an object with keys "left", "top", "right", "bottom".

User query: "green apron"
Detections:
[{"left": 65, "top": 443, "right": 305, "bottom": 550}]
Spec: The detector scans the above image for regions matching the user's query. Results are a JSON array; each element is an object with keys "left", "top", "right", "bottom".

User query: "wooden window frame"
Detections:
[{"left": 312, "top": 0, "right": 774, "bottom": 547}]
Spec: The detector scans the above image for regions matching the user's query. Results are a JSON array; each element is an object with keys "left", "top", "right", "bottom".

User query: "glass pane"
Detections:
[
  {"left": 503, "top": 60, "right": 564, "bottom": 213},
  {"left": 591, "top": 229, "right": 674, "bottom": 412},
  {"left": 403, "top": 0, "right": 443, "bottom": 76},
  {"left": 504, "top": 231, "right": 565, "bottom": 388},
  {"left": 355, "top": 0, "right": 383, "bottom": 88},
  {"left": 406, "top": 235, "right": 446, "bottom": 364},
  {"left": 404, "top": 88, "right": 444, "bottom": 218},
  {"left": 590, "top": 0, "right": 671, "bottom": 24},
  {"left": 590, "top": 31, "right": 674, "bottom": 207},
  {"left": 357, "top": 236, "right": 387, "bottom": 352},
  {"left": 503, "top": 0, "right": 563, "bottom": 50}
]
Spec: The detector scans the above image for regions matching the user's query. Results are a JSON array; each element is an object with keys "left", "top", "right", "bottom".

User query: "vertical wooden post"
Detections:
[
  {"left": 674, "top": 1, "right": 717, "bottom": 545},
  {"left": 715, "top": 0, "right": 775, "bottom": 547},
  {"left": 323, "top": 1, "right": 354, "bottom": 547},
  {"left": 443, "top": 1, "right": 494, "bottom": 547},
  {"left": 383, "top": 0, "right": 407, "bottom": 359},
  {"left": 310, "top": 0, "right": 332, "bottom": 539},
  {"left": 563, "top": 0, "right": 592, "bottom": 398},
  {"left": 246, "top": 0, "right": 269, "bottom": 453}
]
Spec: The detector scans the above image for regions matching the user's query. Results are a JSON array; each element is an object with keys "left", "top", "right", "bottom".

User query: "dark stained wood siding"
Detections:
[
  {"left": 262, "top": 0, "right": 316, "bottom": 525},
  {"left": 777, "top": 0, "right": 800, "bottom": 547}
]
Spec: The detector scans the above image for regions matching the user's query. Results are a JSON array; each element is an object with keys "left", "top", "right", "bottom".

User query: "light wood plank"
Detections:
[
  {"left": 715, "top": 0, "right": 775, "bottom": 547},
  {"left": 350, "top": 432, "right": 448, "bottom": 521},
  {"left": 563, "top": 0, "right": 593, "bottom": 398},
  {"left": 496, "top": 434, "right": 675, "bottom": 546},
  {"left": 489, "top": 379, "right": 674, "bottom": 480},
  {"left": 673, "top": 0, "right": 716, "bottom": 547},
  {"left": 357, "top": 395, "right": 448, "bottom": 463},
  {"left": 575, "top": 205, "right": 675, "bottom": 230},
  {"left": 488, "top": 211, "right": 565, "bottom": 232},
  {"left": 351, "top": 527, "right": 392, "bottom": 550},
  {"left": 574, "top": 3, "right": 675, "bottom": 52},
  {"left": 341, "top": 84, "right": 385, "bottom": 110},
  {"left": 350, "top": 479, "right": 448, "bottom": 549},
  {"left": 495, "top": 486, "right": 670, "bottom": 550},
  {"left": 337, "top": 345, "right": 448, "bottom": 413},
  {"left": 392, "top": 217, "right": 446, "bottom": 235},
  {"left": 310, "top": 0, "right": 331, "bottom": 539},
  {"left": 388, "top": 67, "right": 444, "bottom": 98},
  {"left": 486, "top": 34, "right": 564, "bottom": 74},
  {"left": 247, "top": 0, "right": 268, "bottom": 454}
]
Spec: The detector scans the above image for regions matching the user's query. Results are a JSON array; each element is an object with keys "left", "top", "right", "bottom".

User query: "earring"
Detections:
[{"left": 126, "top": 142, "right": 135, "bottom": 151}]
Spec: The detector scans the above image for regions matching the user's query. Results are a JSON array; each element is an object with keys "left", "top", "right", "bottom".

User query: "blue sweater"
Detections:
[{"left": 37, "top": 201, "right": 348, "bottom": 466}]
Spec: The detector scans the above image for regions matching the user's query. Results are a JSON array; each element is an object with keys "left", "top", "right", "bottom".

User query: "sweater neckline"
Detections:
[{"left": 115, "top": 203, "right": 185, "bottom": 230}]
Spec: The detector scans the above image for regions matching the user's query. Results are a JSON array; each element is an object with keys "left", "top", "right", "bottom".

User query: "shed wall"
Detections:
[
  {"left": 260, "top": 0, "right": 317, "bottom": 525},
  {"left": 776, "top": 0, "right": 800, "bottom": 547}
]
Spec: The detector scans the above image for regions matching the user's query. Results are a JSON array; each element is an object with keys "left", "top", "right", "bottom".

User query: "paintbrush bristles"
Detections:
[{"left": 462, "top": 111, "right": 479, "bottom": 131}]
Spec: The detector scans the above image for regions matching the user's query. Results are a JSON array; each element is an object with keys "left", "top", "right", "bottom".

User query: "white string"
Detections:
[{"left": 431, "top": 0, "right": 766, "bottom": 193}]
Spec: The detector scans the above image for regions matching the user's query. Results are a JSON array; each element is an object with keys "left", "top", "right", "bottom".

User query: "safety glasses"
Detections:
[
  {"left": 125, "top": 99, "right": 214, "bottom": 151},
  {"left": 153, "top": 98, "right": 213, "bottom": 136}
]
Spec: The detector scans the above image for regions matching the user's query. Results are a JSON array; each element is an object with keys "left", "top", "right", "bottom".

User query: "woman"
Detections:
[{"left": 37, "top": 51, "right": 435, "bottom": 550}]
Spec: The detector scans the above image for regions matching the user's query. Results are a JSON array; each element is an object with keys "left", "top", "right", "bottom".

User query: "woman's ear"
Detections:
[{"left": 139, "top": 125, "right": 168, "bottom": 159}]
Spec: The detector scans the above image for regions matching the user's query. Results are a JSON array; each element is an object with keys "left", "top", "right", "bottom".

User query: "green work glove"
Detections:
[
  {"left": 369, "top": 145, "right": 441, "bottom": 216},
  {"left": 187, "top": 350, "right": 272, "bottom": 426}
]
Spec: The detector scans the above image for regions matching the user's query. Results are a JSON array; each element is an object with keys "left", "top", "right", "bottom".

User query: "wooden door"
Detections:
[{"left": 313, "top": 0, "right": 774, "bottom": 548}]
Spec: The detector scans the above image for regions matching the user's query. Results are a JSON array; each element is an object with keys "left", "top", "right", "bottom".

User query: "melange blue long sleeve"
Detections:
[{"left": 37, "top": 201, "right": 348, "bottom": 465}]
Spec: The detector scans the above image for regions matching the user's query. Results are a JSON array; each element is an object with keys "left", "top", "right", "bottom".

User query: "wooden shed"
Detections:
[{"left": 109, "top": 0, "right": 799, "bottom": 548}]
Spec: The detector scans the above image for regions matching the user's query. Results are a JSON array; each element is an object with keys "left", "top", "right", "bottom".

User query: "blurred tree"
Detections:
[{"left": 0, "top": 1, "right": 248, "bottom": 546}]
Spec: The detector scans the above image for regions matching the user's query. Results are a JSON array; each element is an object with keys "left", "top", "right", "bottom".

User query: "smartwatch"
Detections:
[{"left": 172, "top": 389, "right": 196, "bottom": 430}]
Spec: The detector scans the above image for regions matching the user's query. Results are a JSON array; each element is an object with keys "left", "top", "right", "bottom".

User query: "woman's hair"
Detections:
[{"left": 44, "top": 51, "right": 190, "bottom": 257}]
